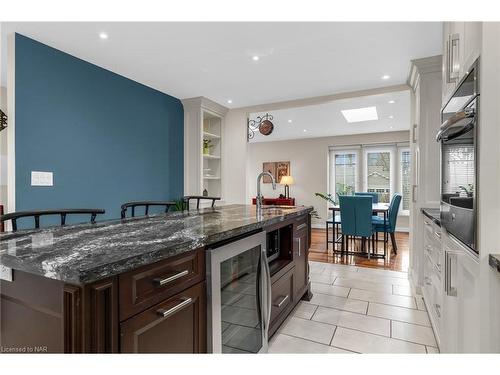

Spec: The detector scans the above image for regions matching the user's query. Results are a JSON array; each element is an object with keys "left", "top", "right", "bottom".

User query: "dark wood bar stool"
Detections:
[
  {"left": 120, "top": 201, "right": 176, "bottom": 218},
  {"left": 0, "top": 208, "right": 105, "bottom": 232},
  {"left": 183, "top": 196, "right": 221, "bottom": 210}
]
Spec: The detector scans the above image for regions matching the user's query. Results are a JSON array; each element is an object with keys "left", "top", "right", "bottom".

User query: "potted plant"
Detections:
[{"left": 203, "top": 139, "right": 213, "bottom": 155}]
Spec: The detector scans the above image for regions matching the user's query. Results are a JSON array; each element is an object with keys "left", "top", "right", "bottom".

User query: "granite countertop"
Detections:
[
  {"left": 489, "top": 254, "right": 500, "bottom": 274},
  {"left": 0, "top": 204, "right": 312, "bottom": 285},
  {"left": 421, "top": 208, "right": 441, "bottom": 227}
]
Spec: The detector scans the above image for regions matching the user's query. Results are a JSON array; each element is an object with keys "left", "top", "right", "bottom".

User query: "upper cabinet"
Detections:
[{"left": 442, "top": 22, "right": 482, "bottom": 105}]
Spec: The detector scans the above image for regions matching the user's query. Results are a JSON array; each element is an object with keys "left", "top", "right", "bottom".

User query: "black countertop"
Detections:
[
  {"left": 0, "top": 204, "right": 312, "bottom": 285},
  {"left": 421, "top": 208, "right": 441, "bottom": 227},
  {"left": 489, "top": 254, "right": 500, "bottom": 274}
]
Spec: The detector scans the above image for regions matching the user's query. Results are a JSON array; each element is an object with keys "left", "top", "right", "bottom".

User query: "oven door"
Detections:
[{"left": 439, "top": 99, "right": 477, "bottom": 252}]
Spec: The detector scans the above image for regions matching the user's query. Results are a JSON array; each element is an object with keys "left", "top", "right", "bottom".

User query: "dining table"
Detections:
[{"left": 329, "top": 202, "right": 390, "bottom": 258}]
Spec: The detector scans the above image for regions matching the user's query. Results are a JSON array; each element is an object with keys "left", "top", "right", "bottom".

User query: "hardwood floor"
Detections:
[{"left": 309, "top": 228, "right": 410, "bottom": 272}]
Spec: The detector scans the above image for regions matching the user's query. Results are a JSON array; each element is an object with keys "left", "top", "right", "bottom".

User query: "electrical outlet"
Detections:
[{"left": 31, "top": 171, "right": 53, "bottom": 186}]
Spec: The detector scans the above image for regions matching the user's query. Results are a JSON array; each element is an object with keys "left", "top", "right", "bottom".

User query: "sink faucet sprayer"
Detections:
[{"left": 256, "top": 172, "right": 276, "bottom": 210}]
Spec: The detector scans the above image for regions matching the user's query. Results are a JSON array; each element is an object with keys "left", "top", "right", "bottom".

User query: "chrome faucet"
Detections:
[{"left": 256, "top": 172, "right": 276, "bottom": 210}]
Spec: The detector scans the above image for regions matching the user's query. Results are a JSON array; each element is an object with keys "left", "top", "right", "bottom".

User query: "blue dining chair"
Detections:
[
  {"left": 372, "top": 194, "right": 402, "bottom": 254},
  {"left": 338, "top": 195, "right": 375, "bottom": 258},
  {"left": 355, "top": 192, "right": 379, "bottom": 203}
]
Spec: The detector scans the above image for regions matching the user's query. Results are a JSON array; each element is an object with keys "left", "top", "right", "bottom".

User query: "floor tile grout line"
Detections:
[
  {"left": 278, "top": 331, "right": 337, "bottom": 348},
  {"left": 292, "top": 310, "right": 435, "bottom": 347},
  {"left": 292, "top": 310, "right": 392, "bottom": 338},
  {"left": 333, "top": 326, "right": 431, "bottom": 350}
]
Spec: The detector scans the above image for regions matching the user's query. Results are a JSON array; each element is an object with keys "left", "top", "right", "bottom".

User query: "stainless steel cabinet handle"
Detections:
[
  {"left": 274, "top": 295, "right": 289, "bottom": 308},
  {"left": 298, "top": 238, "right": 301, "bottom": 257},
  {"left": 434, "top": 231, "right": 441, "bottom": 239},
  {"left": 412, "top": 185, "right": 418, "bottom": 203},
  {"left": 156, "top": 297, "right": 193, "bottom": 318},
  {"left": 435, "top": 303, "right": 441, "bottom": 318},
  {"left": 297, "top": 223, "right": 307, "bottom": 231},
  {"left": 154, "top": 269, "right": 189, "bottom": 286},
  {"left": 263, "top": 252, "right": 272, "bottom": 335},
  {"left": 412, "top": 124, "right": 418, "bottom": 143},
  {"left": 445, "top": 251, "right": 457, "bottom": 297}
]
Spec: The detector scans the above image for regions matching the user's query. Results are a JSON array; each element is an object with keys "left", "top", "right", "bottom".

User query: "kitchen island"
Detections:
[{"left": 0, "top": 204, "right": 312, "bottom": 353}]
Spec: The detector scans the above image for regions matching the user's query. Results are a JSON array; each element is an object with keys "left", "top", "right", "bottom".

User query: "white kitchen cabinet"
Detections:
[
  {"left": 407, "top": 56, "right": 442, "bottom": 290},
  {"left": 421, "top": 214, "right": 443, "bottom": 347},
  {"left": 442, "top": 231, "right": 480, "bottom": 353},
  {"left": 442, "top": 22, "right": 482, "bottom": 105}
]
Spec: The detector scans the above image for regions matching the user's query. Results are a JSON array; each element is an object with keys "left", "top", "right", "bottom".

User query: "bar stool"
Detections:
[
  {"left": 120, "top": 201, "right": 176, "bottom": 218},
  {"left": 0, "top": 208, "right": 105, "bottom": 232}
]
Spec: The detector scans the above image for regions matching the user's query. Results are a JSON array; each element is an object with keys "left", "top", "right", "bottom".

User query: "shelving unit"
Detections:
[
  {"left": 181, "top": 97, "right": 228, "bottom": 205},
  {"left": 202, "top": 111, "right": 222, "bottom": 197}
]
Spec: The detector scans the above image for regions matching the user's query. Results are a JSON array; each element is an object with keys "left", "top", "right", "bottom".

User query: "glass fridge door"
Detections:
[{"left": 207, "top": 232, "right": 269, "bottom": 354}]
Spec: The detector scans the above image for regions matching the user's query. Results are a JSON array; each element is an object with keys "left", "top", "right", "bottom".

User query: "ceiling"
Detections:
[
  {"left": 1, "top": 22, "right": 442, "bottom": 107},
  {"left": 248, "top": 90, "right": 410, "bottom": 142}
]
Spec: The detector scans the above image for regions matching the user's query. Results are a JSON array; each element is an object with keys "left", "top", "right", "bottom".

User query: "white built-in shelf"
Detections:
[
  {"left": 203, "top": 176, "right": 221, "bottom": 180},
  {"left": 203, "top": 131, "right": 221, "bottom": 139},
  {"left": 203, "top": 154, "right": 220, "bottom": 160}
]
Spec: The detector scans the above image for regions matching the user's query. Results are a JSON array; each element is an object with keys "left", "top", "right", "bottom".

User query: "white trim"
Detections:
[
  {"left": 6, "top": 33, "right": 15, "bottom": 224},
  {"left": 362, "top": 145, "right": 396, "bottom": 203}
]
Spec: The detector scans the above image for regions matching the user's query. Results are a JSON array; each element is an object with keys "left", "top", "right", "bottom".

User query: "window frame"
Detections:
[
  {"left": 329, "top": 148, "right": 360, "bottom": 202},
  {"left": 398, "top": 146, "right": 411, "bottom": 216},
  {"left": 362, "top": 146, "right": 396, "bottom": 204}
]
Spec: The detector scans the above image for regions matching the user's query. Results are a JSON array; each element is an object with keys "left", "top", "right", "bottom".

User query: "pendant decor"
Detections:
[
  {"left": 247, "top": 113, "right": 274, "bottom": 140},
  {"left": 0, "top": 109, "right": 6, "bottom": 132}
]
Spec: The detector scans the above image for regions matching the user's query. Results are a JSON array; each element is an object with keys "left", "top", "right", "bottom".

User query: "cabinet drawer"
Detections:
[
  {"left": 294, "top": 215, "right": 308, "bottom": 233},
  {"left": 119, "top": 248, "right": 205, "bottom": 321},
  {"left": 120, "top": 281, "right": 206, "bottom": 353},
  {"left": 270, "top": 266, "right": 294, "bottom": 325}
]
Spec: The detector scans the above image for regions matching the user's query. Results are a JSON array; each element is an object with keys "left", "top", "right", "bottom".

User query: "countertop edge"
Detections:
[
  {"left": 1, "top": 206, "right": 313, "bottom": 285},
  {"left": 421, "top": 208, "right": 441, "bottom": 227}
]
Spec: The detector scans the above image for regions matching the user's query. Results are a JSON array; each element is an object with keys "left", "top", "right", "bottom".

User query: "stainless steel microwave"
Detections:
[{"left": 437, "top": 59, "right": 479, "bottom": 253}]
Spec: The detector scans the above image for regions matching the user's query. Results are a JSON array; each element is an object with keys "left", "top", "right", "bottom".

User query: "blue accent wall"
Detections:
[{"left": 15, "top": 34, "right": 184, "bottom": 224}]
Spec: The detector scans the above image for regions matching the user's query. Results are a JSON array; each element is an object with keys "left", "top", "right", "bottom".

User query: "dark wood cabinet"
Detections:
[
  {"left": 120, "top": 281, "right": 206, "bottom": 353},
  {"left": 293, "top": 215, "right": 310, "bottom": 301}
]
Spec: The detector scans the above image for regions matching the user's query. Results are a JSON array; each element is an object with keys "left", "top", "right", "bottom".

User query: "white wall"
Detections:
[{"left": 246, "top": 131, "right": 410, "bottom": 230}]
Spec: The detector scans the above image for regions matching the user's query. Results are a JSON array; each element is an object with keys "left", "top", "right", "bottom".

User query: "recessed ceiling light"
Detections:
[
  {"left": 252, "top": 55, "right": 260, "bottom": 61},
  {"left": 99, "top": 32, "right": 108, "bottom": 40},
  {"left": 303, "top": 129, "right": 307, "bottom": 132},
  {"left": 341, "top": 106, "right": 378, "bottom": 123},
  {"left": 227, "top": 99, "right": 232, "bottom": 104},
  {"left": 288, "top": 119, "right": 293, "bottom": 123},
  {"left": 389, "top": 115, "right": 394, "bottom": 119},
  {"left": 389, "top": 126, "right": 394, "bottom": 129},
  {"left": 388, "top": 100, "right": 395, "bottom": 104},
  {"left": 381, "top": 75, "right": 390, "bottom": 80}
]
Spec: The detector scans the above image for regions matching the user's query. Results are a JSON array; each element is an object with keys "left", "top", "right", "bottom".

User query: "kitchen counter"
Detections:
[
  {"left": 421, "top": 208, "right": 441, "bottom": 227},
  {"left": 489, "top": 254, "right": 500, "bottom": 274},
  {"left": 0, "top": 204, "right": 312, "bottom": 285}
]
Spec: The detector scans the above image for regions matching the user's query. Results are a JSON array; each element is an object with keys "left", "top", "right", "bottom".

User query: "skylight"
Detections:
[{"left": 341, "top": 106, "right": 378, "bottom": 123}]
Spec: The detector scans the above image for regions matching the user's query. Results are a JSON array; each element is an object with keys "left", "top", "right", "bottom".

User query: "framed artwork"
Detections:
[
  {"left": 276, "top": 161, "right": 290, "bottom": 183},
  {"left": 262, "top": 162, "right": 276, "bottom": 183},
  {"left": 262, "top": 161, "right": 290, "bottom": 183}
]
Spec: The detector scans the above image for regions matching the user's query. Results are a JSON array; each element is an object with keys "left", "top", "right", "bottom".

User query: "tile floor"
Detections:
[{"left": 268, "top": 261, "right": 440, "bottom": 354}]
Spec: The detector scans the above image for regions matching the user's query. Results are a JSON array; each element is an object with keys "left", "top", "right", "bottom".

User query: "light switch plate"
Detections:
[{"left": 31, "top": 171, "right": 53, "bottom": 186}]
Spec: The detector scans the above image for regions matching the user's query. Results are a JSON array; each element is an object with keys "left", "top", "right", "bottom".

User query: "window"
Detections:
[
  {"left": 364, "top": 149, "right": 393, "bottom": 203},
  {"left": 399, "top": 148, "right": 411, "bottom": 214},
  {"left": 333, "top": 152, "right": 357, "bottom": 197}
]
